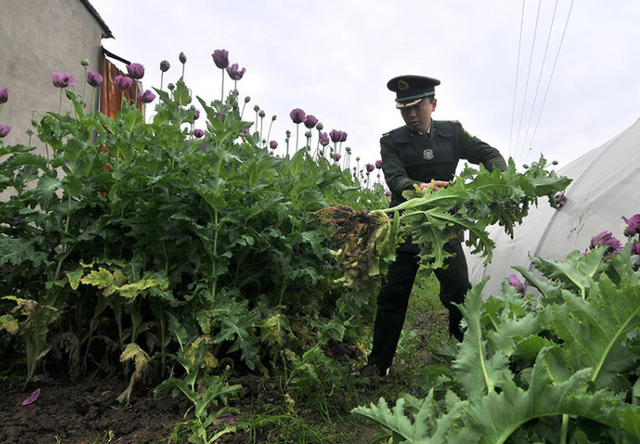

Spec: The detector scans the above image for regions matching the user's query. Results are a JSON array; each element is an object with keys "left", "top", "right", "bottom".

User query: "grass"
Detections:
[{"left": 227, "top": 271, "right": 452, "bottom": 444}]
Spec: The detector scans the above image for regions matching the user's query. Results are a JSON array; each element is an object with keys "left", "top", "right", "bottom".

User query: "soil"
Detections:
[{"left": 0, "top": 370, "right": 379, "bottom": 444}]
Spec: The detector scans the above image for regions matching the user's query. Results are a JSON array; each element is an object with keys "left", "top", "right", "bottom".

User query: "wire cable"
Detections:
[
  {"left": 519, "top": 0, "right": 559, "bottom": 162},
  {"left": 523, "top": 0, "right": 575, "bottom": 166},
  {"left": 508, "top": 0, "right": 527, "bottom": 159},
  {"left": 514, "top": 0, "right": 543, "bottom": 166}
]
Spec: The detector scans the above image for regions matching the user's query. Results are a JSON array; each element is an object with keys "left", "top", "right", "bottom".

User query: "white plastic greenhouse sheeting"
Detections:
[{"left": 466, "top": 117, "right": 640, "bottom": 298}]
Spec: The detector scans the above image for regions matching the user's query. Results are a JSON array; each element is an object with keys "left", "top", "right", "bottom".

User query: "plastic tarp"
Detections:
[{"left": 467, "top": 117, "right": 640, "bottom": 297}]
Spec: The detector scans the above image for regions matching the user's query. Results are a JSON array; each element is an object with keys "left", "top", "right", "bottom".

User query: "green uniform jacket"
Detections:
[{"left": 380, "top": 119, "right": 506, "bottom": 208}]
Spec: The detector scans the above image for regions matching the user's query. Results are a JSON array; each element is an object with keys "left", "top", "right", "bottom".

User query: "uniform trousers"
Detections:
[{"left": 367, "top": 241, "right": 472, "bottom": 370}]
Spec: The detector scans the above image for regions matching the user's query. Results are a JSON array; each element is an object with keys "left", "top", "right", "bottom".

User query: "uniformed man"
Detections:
[{"left": 354, "top": 75, "right": 507, "bottom": 378}]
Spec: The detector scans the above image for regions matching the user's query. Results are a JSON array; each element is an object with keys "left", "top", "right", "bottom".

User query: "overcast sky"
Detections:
[{"left": 90, "top": 0, "right": 640, "bottom": 173}]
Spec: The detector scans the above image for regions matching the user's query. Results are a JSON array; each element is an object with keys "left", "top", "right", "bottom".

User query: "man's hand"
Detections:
[{"left": 419, "top": 180, "right": 449, "bottom": 192}]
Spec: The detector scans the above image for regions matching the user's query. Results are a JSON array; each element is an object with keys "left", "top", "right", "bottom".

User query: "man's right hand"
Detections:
[{"left": 420, "top": 180, "right": 449, "bottom": 192}]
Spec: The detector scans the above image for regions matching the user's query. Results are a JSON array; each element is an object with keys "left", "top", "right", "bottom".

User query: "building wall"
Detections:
[{"left": 0, "top": 0, "right": 110, "bottom": 156}]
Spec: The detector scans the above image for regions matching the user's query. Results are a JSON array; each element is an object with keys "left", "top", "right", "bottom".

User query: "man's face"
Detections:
[{"left": 400, "top": 97, "right": 437, "bottom": 133}]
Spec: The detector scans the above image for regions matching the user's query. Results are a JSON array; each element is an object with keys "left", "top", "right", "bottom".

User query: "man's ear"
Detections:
[{"left": 431, "top": 98, "right": 437, "bottom": 111}]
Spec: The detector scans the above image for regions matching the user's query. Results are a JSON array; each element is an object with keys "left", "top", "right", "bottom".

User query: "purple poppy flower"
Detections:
[
  {"left": 319, "top": 132, "right": 330, "bottom": 146},
  {"left": 622, "top": 214, "right": 640, "bottom": 237},
  {"left": 193, "top": 109, "right": 200, "bottom": 120},
  {"left": 212, "top": 49, "right": 229, "bottom": 69},
  {"left": 340, "top": 131, "right": 348, "bottom": 142},
  {"left": 137, "top": 89, "right": 156, "bottom": 104},
  {"left": 554, "top": 192, "right": 567, "bottom": 208},
  {"left": 0, "top": 88, "right": 7, "bottom": 104},
  {"left": 289, "top": 108, "right": 306, "bottom": 124},
  {"left": 385, "top": 190, "right": 392, "bottom": 197},
  {"left": 375, "top": 160, "right": 383, "bottom": 169},
  {"left": 52, "top": 72, "right": 76, "bottom": 88},
  {"left": 366, "top": 163, "right": 375, "bottom": 173},
  {"left": 126, "top": 63, "right": 145, "bottom": 80},
  {"left": 304, "top": 115, "right": 318, "bottom": 129},
  {"left": 114, "top": 75, "right": 134, "bottom": 90},
  {"left": 87, "top": 71, "right": 103, "bottom": 87},
  {"left": 632, "top": 242, "right": 640, "bottom": 256},
  {"left": 590, "top": 231, "right": 623, "bottom": 257},
  {"left": 226, "top": 63, "right": 246, "bottom": 81},
  {"left": 193, "top": 129, "right": 205, "bottom": 138},
  {"left": 0, "top": 125, "right": 10, "bottom": 138},
  {"left": 269, "top": 140, "right": 278, "bottom": 149},
  {"left": 333, "top": 153, "right": 342, "bottom": 161},
  {"left": 160, "top": 60, "right": 170, "bottom": 72},
  {"left": 241, "top": 128, "right": 250, "bottom": 134},
  {"left": 508, "top": 274, "right": 526, "bottom": 295},
  {"left": 329, "top": 129, "right": 343, "bottom": 143}
]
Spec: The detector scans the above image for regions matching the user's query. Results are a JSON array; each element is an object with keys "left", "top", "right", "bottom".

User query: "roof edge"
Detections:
[{"left": 80, "top": 0, "right": 114, "bottom": 39}]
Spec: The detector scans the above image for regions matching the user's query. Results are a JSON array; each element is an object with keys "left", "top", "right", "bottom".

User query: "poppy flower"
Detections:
[
  {"left": 0, "top": 124, "right": 10, "bottom": 138},
  {"left": 226, "top": 63, "right": 246, "bottom": 80},
  {"left": 0, "top": 88, "right": 7, "bottom": 104},
  {"left": 114, "top": 75, "right": 133, "bottom": 90},
  {"left": 304, "top": 115, "right": 318, "bottom": 129},
  {"left": 289, "top": 108, "right": 306, "bottom": 124},
  {"left": 590, "top": 231, "right": 622, "bottom": 257},
  {"left": 212, "top": 49, "right": 229, "bottom": 69},
  {"left": 87, "top": 72, "right": 103, "bottom": 87},
  {"left": 137, "top": 89, "right": 156, "bottom": 104},
  {"left": 508, "top": 274, "right": 526, "bottom": 295},
  {"left": 622, "top": 214, "right": 640, "bottom": 237},
  {"left": 126, "top": 63, "right": 145, "bottom": 80},
  {"left": 52, "top": 72, "right": 76, "bottom": 88}
]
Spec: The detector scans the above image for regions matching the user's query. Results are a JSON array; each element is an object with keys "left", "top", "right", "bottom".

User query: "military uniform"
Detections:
[{"left": 365, "top": 75, "right": 506, "bottom": 374}]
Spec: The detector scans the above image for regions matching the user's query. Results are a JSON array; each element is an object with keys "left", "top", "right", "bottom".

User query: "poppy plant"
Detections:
[
  {"left": 289, "top": 108, "right": 306, "bottom": 152},
  {"left": 0, "top": 88, "right": 7, "bottom": 104},
  {"left": 212, "top": 49, "right": 230, "bottom": 100}
]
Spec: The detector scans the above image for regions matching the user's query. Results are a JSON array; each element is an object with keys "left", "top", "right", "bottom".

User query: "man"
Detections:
[{"left": 355, "top": 75, "right": 506, "bottom": 378}]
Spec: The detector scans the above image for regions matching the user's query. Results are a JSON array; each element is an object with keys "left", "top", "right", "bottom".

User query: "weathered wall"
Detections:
[{"left": 0, "top": 0, "right": 110, "bottom": 156}]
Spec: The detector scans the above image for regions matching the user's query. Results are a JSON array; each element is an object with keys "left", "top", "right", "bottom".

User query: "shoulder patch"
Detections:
[{"left": 382, "top": 132, "right": 390, "bottom": 137}]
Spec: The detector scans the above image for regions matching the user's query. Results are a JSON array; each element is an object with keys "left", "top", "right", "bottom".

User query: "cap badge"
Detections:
[
  {"left": 398, "top": 80, "right": 410, "bottom": 91},
  {"left": 423, "top": 149, "right": 434, "bottom": 161}
]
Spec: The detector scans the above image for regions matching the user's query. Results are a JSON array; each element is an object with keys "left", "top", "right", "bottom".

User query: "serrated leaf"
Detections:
[{"left": 453, "top": 283, "right": 513, "bottom": 398}]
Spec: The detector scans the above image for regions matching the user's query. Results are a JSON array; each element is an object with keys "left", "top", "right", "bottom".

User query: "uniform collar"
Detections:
[{"left": 410, "top": 119, "right": 433, "bottom": 136}]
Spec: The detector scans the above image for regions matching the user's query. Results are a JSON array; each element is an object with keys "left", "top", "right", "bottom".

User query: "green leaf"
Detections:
[
  {"left": 551, "top": 275, "right": 640, "bottom": 387},
  {"left": 453, "top": 282, "right": 513, "bottom": 398}
]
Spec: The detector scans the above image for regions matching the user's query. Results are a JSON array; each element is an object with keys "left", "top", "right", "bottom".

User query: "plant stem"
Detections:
[{"left": 559, "top": 414, "right": 569, "bottom": 444}]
